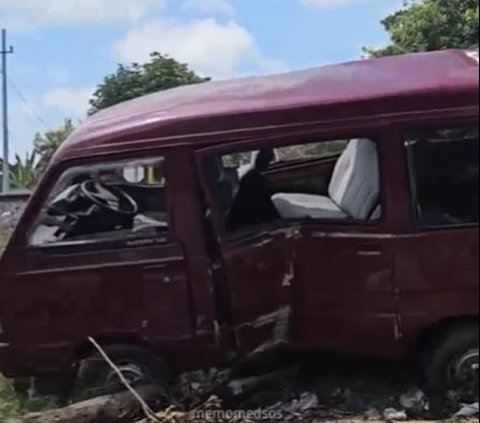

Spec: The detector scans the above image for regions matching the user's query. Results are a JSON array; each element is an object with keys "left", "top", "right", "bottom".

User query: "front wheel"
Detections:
[
  {"left": 425, "top": 324, "right": 478, "bottom": 398},
  {"left": 73, "top": 344, "right": 170, "bottom": 402}
]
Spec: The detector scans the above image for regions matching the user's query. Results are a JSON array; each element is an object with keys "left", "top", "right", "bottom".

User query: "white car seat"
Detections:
[{"left": 272, "top": 139, "right": 380, "bottom": 220}]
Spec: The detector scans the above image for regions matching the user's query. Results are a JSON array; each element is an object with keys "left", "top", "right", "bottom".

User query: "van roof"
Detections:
[{"left": 57, "top": 49, "right": 479, "bottom": 162}]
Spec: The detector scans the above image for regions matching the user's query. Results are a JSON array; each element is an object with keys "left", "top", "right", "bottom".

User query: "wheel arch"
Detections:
[
  {"left": 73, "top": 334, "right": 176, "bottom": 374},
  {"left": 414, "top": 315, "right": 479, "bottom": 355}
]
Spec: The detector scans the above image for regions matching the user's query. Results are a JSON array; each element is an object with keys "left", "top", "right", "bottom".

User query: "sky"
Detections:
[{"left": 0, "top": 0, "right": 404, "bottom": 157}]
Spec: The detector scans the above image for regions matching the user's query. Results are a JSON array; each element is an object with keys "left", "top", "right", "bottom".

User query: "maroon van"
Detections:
[{"left": 0, "top": 49, "right": 478, "bottom": 396}]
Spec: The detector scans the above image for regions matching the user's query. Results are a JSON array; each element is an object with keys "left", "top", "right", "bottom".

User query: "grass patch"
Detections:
[
  {"left": 0, "top": 376, "right": 59, "bottom": 421},
  {"left": 0, "top": 376, "right": 22, "bottom": 421},
  {"left": 0, "top": 228, "right": 10, "bottom": 255}
]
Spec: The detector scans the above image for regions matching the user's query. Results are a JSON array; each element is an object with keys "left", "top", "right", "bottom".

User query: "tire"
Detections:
[
  {"left": 425, "top": 324, "right": 478, "bottom": 397},
  {"left": 73, "top": 344, "right": 170, "bottom": 402}
]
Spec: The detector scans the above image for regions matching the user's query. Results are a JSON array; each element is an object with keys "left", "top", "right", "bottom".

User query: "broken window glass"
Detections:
[
  {"left": 405, "top": 123, "right": 479, "bottom": 227},
  {"left": 206, "top": 138, "right": 381, "bottom": 234},
  {"left": 30, "top": 157, "right": 169, "bottom": 248}
]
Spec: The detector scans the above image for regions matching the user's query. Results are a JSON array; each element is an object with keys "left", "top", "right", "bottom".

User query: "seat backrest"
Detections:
[
  {"left": 328, "top": 139, "right": 380, "bottom": 220},
  {"left": 254, "top": 149, "right": 274, "bottom": 172},
  {"left": 225, "top": 148, "right": 278, "bottom": 231},
  {"left": 205, "top": 157, "right": 235, "bottom": 213},
  {"left": 220, "top": 167, "right": 239, "bottom": 201}
]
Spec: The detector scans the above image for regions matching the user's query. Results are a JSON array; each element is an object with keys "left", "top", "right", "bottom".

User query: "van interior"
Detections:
[
  {"left": 208, "top": 138, "right": 382, "bottom": 233},
  {"left": 30, "top": 159, "right": 168, "bottom": 246}
]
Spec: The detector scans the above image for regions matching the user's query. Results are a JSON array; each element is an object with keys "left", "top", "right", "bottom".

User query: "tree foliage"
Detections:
[
  {"left": 33, "top": 119, "right": 76, "bottom": 175},
  {"left": 365, "top": 0, "right": 479, "bottom": 57},
  {"left": 9, "top": 151, "right": 38, "bottom": 189},
  {"left": 89, "top": 52, "right": 209, "bottom": 114},
  {"left": 4, "top": 119, "right": 76, "bottom": 189},
  {"left": 14, "top": 53, "right": 207, "bottom": 188}
]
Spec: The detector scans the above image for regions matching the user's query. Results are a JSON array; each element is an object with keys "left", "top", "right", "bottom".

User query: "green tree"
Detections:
[
  {"left": 89, "top": 52, "right": 209, "bottom": 114},
  {"left": 9, "top": 151, "right": 38, "bottom": 189},
  {"left": 34, "top": 119, "right": 76, "bottom": 175},
  {"left": 365, "top": 0, "right": 479, "bottom": 57}
]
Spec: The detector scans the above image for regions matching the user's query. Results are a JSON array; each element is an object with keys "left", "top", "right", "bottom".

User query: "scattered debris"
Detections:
[
  {"left": 0, "top": 201, "right": 25, "bottom": 230},
  {"left": 177, "top": 367, "right": 231, "bottom": 403},
  {"left": 399, "top": 388, "right": 427, "bottom": 413},
  {"left": 453, "top": 402, "right": 479, "bottom": 418},
  {"left": 365, "top": 407, "right": 382, "bottom": 420},
  {"left": 280, "top": 391, "right": 319, "bottom": 414},
  {"left": 383, "top": 407, "right": 408, "bottom": 421},
  {"left": 228, "top": 367, "right": 297, "bottom": 397},
  {"left": 13, "top": 346, "right": 480, "bottom": 423}
]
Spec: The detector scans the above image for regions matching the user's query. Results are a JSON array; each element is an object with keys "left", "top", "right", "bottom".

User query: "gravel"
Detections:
[
  {"left": 0, "top": 199, "right": 26, "bottom": 253},
  {"left": 0, "top": 200, "right": 26, "bottom": 230}
]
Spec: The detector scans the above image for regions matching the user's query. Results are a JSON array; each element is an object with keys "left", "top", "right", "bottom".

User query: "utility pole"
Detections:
[{"left": 1, "top": 29, "right": 14, "bottom": 194}]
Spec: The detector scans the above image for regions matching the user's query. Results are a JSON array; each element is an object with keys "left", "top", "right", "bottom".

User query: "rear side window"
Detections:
[
  {"left": 30, "top": 157, "right": 169, "bottom": 248},
  {"left": 274, "top": 140, "right": 348, "bottom": 163},
  {"left": 405, "top": 124, "right": 479, "bottom": 227}
]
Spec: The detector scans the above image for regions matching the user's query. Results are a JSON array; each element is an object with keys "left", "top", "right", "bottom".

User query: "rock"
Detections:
[
  {"left": 365, "top": 408, "right": 381, "bottom": 419},
  {"left": 274, "top": 392, "right": 319, "bottom": 419},
  {"left": 289, "top": 392, "right": 319, "bottom": 413},
  {"left": 341, "top": 387, "right": 367, "bottom": 411},
  {"left": 383, "top": 407, "right": 408, "bottom": 421},
  {"left": 227, "top": 367, "right": 296, "bottom": 397},
  {"left": 453, "top": 402, "right": 479, "bottom": 418},
  {"left": 399, "top": 387, "right": 427, "bottom": 413},
  {"left": 0, "top": 200, "right": 26, "bottom": 230}
]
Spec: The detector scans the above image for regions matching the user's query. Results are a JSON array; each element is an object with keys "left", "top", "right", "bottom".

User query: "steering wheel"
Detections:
[{"left": 80, "top": 180, "right": 138, "bottom": 215}]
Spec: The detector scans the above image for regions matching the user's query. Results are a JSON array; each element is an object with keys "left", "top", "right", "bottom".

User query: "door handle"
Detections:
[{"left": 357, "top": 242, "right": 383, "bottom": 256}]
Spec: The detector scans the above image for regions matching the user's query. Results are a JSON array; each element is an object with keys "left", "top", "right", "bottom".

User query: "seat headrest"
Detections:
[
  {"left": 205, "top": 157, "right": 223, "bottom": 184},
  {"left": 255, "top": 149, "right": 274, "bottom": 171}
]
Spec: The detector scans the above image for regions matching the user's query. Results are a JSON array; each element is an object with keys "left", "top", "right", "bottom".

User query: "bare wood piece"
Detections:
[{"left": 21, "top": 385, "right": 161, "bottom": 423}]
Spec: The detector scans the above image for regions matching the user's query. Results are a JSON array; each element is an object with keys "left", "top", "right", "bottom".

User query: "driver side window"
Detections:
[{"left": 30, "top": 157, "right": 169, "bottom": 248}]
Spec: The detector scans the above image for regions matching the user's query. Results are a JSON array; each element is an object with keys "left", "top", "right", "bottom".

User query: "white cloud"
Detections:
[
  {"left": 114, "top": 18, "right": 283, "bottom": 79},
  {"left": 183, "top": 0, "right": 235, "bottom": 16},
  {"left": 0, "top": 0, "right": 166, "bottom": 27},
  {"left": 43, "top": 87, "right": 94, "bottom": 117}
]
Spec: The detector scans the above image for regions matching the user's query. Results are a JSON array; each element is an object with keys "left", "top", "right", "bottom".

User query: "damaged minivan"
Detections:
[{"left": 0, "top": 49, "right": 478, "bottom": 396}]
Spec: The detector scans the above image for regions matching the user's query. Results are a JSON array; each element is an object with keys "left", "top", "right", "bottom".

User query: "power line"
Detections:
[{"left": 8, "top": 78, "right": 50, "bottom": 130}]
